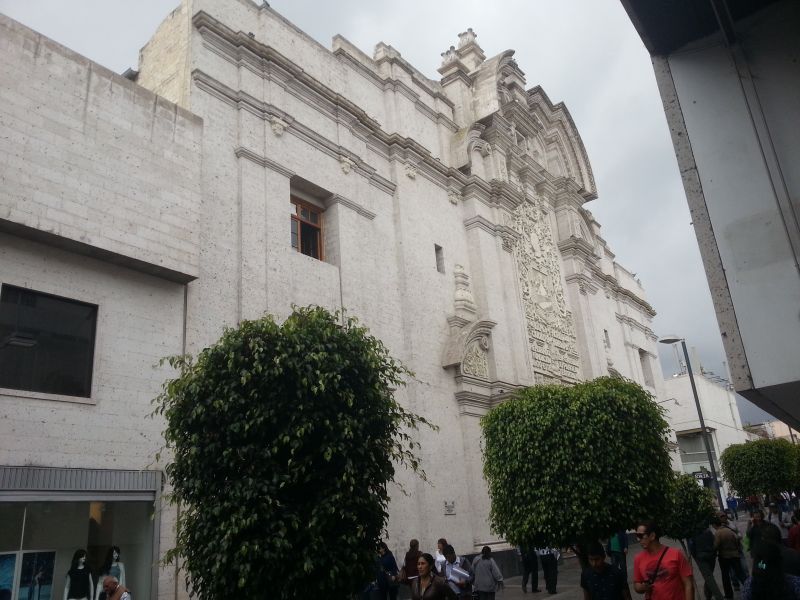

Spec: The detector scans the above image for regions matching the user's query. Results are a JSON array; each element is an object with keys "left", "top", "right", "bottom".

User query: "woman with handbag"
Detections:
[
  {"left": 411, "top": 553, "right": 457, "bottom": 600},
  {"left": 471, "top": 546, "right": 504, "bottom": 600}
]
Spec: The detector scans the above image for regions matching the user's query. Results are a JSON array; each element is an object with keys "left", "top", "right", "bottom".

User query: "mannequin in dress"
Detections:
[
  {"left": 63, "top": 550, "right": 93, "bottom": 600},
  {"left": 95, "top": 547, "right": 125, "bottom": 600}
]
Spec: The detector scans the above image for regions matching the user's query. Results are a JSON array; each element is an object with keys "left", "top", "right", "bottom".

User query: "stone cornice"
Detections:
[
  {"left": 234, "top": 146, "right": 295, "bottom": 178},
  {"left": 453, "top": 379, "right": 522, "bottom": 417},
  {"left": 558, "top": 235, "right": 597, "bottom": 262},
  {"left": 584, "top": 264, "right": 656, "bottom": 317},
  {"left": 463, "top": 215, "right": 520, "bottom": 251},
  {"left": 193, "top": 11, "right": 458, "bottom": 138},
  {"left": 564, "top": 272, "right": 600, "bottom": 295},
  {"left": 617, "top": 313, "right": 658, "bottom": 341},
  {"left": 192, "top": 48, "right": 467, "bottom": 195},
  {"left": 326, "top": 194, "right": 377, "bottom": 220},
  {"left": 195, "top": 70, "right": 397, "bottom": 195}
]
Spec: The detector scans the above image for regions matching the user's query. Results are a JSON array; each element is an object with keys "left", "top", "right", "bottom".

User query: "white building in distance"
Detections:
[
  {"left": 662, "top": 372, "right": 750, "bottom": 499},
  {"left": 1, "top": 1, "right": 668, "bottom": 597}
]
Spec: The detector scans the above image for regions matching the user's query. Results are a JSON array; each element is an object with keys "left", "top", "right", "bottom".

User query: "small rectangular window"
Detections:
[
  {"left": 639, "top": 348, "right": 655, "bottom": 388},
  {"left": 290, "top": 198, "right": 323, "bottom": 260},
  {"left": 435, "top": 244, "right": 445, "bottom": 274},
  {"left": 0, "top": 284, "right": 97, "bottom": 397},
  {"left": 603, "top": 329, "right": 611, "bottom": 349}
]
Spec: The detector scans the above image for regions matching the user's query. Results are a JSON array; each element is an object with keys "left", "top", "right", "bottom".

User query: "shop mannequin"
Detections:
[
  {"left": 95, "top": 547, "right": 125, "bottom": 600},
  {"left": 63, "top": 549, "right": 93, "bottom": 600}
]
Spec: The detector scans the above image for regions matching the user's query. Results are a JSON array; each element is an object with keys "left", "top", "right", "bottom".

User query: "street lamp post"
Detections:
[{"left": 659, "top": 335, "right": 726, "bottom": 511}]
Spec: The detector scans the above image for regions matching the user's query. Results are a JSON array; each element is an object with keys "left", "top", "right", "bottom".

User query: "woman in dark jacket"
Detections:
[
  {"left": 403, "top": 539, "right": 422, "bottom": 584},
  {"left": 377, "top": 541, "right": 400, "bottom": 600},
  {"left": 411, "top": 553, "right": 457, "bottom": 600}
]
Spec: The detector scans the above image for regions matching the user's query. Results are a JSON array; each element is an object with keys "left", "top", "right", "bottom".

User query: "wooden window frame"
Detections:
[{"left": 290, "top": 196, "right": 324, "bottom": 261}]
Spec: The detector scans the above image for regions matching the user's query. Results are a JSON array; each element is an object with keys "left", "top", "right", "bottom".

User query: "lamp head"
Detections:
[{"left": 658, "top": 335, "right": 683, "bottom": 345}]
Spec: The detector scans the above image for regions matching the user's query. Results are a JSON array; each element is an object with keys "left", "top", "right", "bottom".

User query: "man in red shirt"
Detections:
[{"left": 633, "top": 521, "right": 694, "bottom": 599}]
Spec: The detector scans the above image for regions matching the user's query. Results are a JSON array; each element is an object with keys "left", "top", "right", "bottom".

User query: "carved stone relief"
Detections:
[
  {"left": 340, "top": 156, "right": 355, "bottom": 174},
  {"left": 506, "top": 198, "right": 581, "bottom": 383},
  {"left": 270, "top": 115, "right": 288, "bottom": 136},
  {"left": 462, "top": 336, "right": 490, "bottom": 379}
]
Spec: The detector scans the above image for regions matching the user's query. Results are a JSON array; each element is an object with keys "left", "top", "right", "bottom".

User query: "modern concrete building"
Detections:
[
  {"left": 662, "top": 373, "right": 749, "bottom": 499},
  {"left": 2, "top": 2, "right": 669, "bottom": 597},
  {"left": 620, "top": 0, "right": 800, "bottom": 426}
]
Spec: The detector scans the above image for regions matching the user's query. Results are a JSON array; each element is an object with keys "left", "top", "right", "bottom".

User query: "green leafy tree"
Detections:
[
  {"left": 662, "top": 473, "right": 716, "bottom": 554},
  {"left": 481, "top": 377, "right": 673, "bottom": 548},
  {"left": 154, "top": 307, "right": 432, "bottom": 600},
  {"left": 720, "top": 438, "right": 799, "bottom": 497}
]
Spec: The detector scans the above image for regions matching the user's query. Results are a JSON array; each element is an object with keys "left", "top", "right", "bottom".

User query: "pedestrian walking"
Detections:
[
  {"left": 435, "top": 538, "right": 448, "bottom": 575},
  {"left": 411, "top": 553, "right": 457, "bottom": 600},
  {"left": 607, "top": 530, "right": 629, "bottom": 579},
  {"left": 633, "top": 520, "right": 694, "bottom": 600},
  {"left": 581, "top": 542, "right": 632, "bottom": 600},
  {"left": 726, "top": 495, "right": 739, "bottom": 521},
  {"left": 713, "top": 516, "right": 748, "bottom": 598},
  {"left": 537, "top": 547, "right": 559, "bottom": 595},
  {"left": 689, "top": 518, "right": 724, "bottom": 600},
  {"left": 472, "top": 546, "right": 503, "bottom": 600},
  {"left": 377, "top": 541, "right": 400, "bottom": 600},
  {"left": 717, "top": 511, "right": 747, "bottom": 591},
  {"left": 745, "top": 510, "right": 769, "bottom": 557},
  {"left": 741, "top": 540, "right": 800, "bottom": 600},
  {"left": 401, "top": 539, "right": 422, "bottom": 585},
  {"left": 519, "top": 544, "right": 540, "bottom": 593},
  {"left": 441, "top": 544, "right": 473, "bottom": 599},
  {"left": 769, "top": 502, "right": 793, "bottom": 545},
  {"left": 789, "top": 512, "right": 800, "bottom": 552}
]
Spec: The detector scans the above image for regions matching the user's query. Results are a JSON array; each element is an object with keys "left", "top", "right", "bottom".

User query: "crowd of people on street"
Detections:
[
  {"left": 363, "top": 493, "right": 800, "bottom": 600},
  {"left": 365, "top": 537, "right": 506, "bottom": 600}
]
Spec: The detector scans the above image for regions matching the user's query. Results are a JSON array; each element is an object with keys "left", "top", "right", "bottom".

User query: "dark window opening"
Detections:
[
  {"left": 0, "top": 285, "right": 97, "bottom": 397},
  {"left": 291, "top": 198, "right": 323, "bottom": 260},
  {"left": 435, "top": 244, "right": 445, "bottom": 274}
]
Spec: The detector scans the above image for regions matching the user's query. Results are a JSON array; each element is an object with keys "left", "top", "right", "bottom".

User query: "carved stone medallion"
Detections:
[{"left": 462, "top": 336, "right": 490, "bottom": 379}]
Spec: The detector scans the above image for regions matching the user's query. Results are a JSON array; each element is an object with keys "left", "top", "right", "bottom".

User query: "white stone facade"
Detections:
[{"left": 1, "top": 2, "right": 667, "bottom": 597}]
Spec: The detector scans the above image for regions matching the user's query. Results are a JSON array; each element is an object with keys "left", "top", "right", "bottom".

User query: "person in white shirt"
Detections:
[{"left": 435, "top": 538, "right": 448, "bottom": 575}]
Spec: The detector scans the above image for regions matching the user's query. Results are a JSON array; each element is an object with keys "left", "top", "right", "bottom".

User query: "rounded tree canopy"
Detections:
[
  {"left": 481, "top": 377, "right": 673, "bottom": 547},
  {"left": 662, "top": 473, "right": 716, "bottom": 542},
  {"left": 154, "top": 307, "right": 431, "bottom": 600},
  {"left": 720, "top": 438, "right": 800, "bottom": 497}
]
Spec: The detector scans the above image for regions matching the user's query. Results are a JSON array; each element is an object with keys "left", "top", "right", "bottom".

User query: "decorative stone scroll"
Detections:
[
  {"left": 506, "top": 197, "right": 581, "bottom": 384},
  {"left": 340, "top": 156, "right": 355, "bottom": 174},
  {"left": 462, "top": 336, "right": 490, "bottom": 379}
]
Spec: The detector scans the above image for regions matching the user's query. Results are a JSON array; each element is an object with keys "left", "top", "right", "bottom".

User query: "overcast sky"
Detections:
[{"left": 0, "top": 0, "right": 772, "bottom": 423}]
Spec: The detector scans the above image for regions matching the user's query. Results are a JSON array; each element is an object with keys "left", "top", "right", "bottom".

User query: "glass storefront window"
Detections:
[{"left": 0, "top": 501, "right": 153, "bottom": 600}]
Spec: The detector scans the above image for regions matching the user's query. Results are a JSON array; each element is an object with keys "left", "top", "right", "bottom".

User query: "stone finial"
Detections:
[
  {"left": 453, "top": 264, "right": 478, "bottom": 318},
  {"left": 458, "top": 28, "right": 477, "bottom": 48},
  {"left": 440, "top": 45, "right": 458, "bottom": 67}
]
